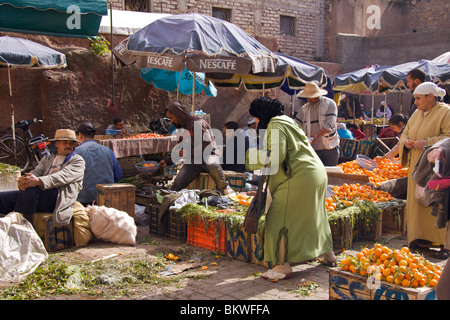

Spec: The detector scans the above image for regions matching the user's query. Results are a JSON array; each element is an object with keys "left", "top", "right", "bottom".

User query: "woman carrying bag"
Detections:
[{"left": 245, "top": 96, "right": 336, "bottom": 281}]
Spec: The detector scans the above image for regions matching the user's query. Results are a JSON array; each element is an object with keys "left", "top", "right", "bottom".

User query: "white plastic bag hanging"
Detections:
[{"left": 0, "top": 212, "right": 48, "bottom": 283}]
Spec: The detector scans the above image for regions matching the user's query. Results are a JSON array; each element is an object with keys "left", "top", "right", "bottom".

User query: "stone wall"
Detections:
[{"left": 325, "top": 0, "right": 449, "bottom": 69}]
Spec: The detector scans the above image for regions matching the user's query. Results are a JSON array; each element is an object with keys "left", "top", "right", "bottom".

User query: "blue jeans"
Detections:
[{"left": 0, "top": 187, "right": 58, "bottom": 222}]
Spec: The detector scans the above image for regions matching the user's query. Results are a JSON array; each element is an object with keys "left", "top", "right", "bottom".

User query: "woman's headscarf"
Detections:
[
  {"left": 249, "top": 96, "right": 285, "bottom": 130},
  {"left": 413, "top": 82, "right": 446, "bottom": 97}
]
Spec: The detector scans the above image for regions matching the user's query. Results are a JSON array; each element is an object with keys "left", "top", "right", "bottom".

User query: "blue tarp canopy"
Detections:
[{"left": 0, "top": 0, "right": 108, "bottom": 38}]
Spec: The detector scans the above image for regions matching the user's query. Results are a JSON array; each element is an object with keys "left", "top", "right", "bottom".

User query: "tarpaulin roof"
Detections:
[{"left": 0, "top": 0, "right": 107, "bottom": 38}]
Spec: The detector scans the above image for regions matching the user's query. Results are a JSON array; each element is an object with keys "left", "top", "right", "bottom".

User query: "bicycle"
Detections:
[{"left": 0, "top": 118, "right": 51, "bottom": 172}]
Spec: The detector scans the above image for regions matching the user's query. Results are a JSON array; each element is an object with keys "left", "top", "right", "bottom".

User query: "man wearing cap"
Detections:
[
  {"left": 399, "top": 82, "right": 450, "bottom": 256},
  {"left": 0, "top": 129, "right": 85, "bottom": 226},
  {"left": 75, "top": 122, "right": 122, "bottom": 206},
  {"left": 296, "top": 82, "right": 340, "bottom": 166}
]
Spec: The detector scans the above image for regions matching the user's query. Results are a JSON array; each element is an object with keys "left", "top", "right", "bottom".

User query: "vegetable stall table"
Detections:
[{"left": 97, "top": 134, "right": 177, "bottom": 159}]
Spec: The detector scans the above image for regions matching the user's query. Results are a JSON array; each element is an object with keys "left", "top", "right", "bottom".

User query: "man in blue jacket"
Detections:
[{"left": 75, "top": 123, "right": 122, "bottom": 206}]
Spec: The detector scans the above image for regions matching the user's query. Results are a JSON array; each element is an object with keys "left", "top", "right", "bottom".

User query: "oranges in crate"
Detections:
[
  {"left": 338, "top": 157, "right": 408, "bottom": 186},
  {"left": 326, "top": 183, "right": 393, "bottom": 211},
  {"left": 339, "top": 244, "right": 442, "bottom": 288}
]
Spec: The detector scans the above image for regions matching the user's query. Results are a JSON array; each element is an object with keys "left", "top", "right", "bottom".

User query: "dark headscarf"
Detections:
[
  {"left": 249, "top": 96, "right": 285, "bottom": 130},
  {"left": 165, "top": 101, "right": 203, "bottom": 133}
]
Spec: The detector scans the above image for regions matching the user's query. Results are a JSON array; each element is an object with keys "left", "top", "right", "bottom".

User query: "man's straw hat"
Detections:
[
  {"left": 297, "top": 82, "right": 328, "bottom": 98},
  {"left": 49, "top": 129, "right": 79, "bottom": 142}
]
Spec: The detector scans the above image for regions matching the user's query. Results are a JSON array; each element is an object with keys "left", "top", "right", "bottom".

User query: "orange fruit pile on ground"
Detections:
[
  {"left": 338, "top": 158, "right": 409, "bottom": 186},
  {"left": 339, "top": 244, "right": 441, "bottom": 288},
  {"left": 326, "top": 183, "right": 394, "bottom": 212}
]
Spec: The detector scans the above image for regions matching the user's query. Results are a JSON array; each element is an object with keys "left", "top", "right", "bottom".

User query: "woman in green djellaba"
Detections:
[{"left": 246, "top": 96, "right": 336, "bottom": 280}]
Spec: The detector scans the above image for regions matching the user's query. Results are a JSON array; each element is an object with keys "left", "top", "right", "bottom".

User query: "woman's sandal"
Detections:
[{"left": 261, "top": 269, "right": 292, "bottom": 281}]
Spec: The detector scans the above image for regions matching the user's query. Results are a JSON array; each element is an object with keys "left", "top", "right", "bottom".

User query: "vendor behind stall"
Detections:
[
  {"left": 107, "top": 118, "right": 130, "bottom": 134},
  {"left": 159, "top": 101, "right": 233, "bottom": 194}
]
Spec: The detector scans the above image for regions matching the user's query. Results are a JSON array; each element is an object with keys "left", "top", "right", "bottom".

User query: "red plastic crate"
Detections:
[{"left": 187, "top": 217, "right": 226, "bottom": 254}]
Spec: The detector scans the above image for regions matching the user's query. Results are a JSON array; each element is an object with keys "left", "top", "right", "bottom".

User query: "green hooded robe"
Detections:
[{"left": 246, "top": 115, "right": 333, "bottom": 265}]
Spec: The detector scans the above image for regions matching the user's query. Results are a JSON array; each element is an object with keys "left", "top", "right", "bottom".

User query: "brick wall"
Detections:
[
  {"left": 406, "top": 0, "right": 450, "bottom": 33},
  {"left": 111, "top": 0, "right": 326, "bottom": 61}
]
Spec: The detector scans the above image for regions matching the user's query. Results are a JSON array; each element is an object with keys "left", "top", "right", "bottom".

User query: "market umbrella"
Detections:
[
  {"left": 112, "top": 13, "right": 278, "bottom": 113},
  {"left": 140, "top": 66, "right": 217, "bottom": 99},
  {"left": 333, "top": 64, "right": 393, "bottom": 95},
  {"left": 207, "top": 52, "right": 327, "bottom": 92},
  {"left": 433, "top": 52, "right": 450, "bottom": 64},
  {"left": 0, "top": 36, "right": 66, "bottom": 160},
  {"left": 334, "top": 60, "right": 450, "bottom": 95}
]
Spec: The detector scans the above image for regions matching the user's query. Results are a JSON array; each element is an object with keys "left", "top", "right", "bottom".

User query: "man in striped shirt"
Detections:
[{"left": 295, "top": 82, "right": 340, "bottom": 166}]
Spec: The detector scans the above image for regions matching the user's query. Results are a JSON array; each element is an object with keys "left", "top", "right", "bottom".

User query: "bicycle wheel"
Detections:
[{"left": 0, "top": 135, "right": 32, "bottom": 172}]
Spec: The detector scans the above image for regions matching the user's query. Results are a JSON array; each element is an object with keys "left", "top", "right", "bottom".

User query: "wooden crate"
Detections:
[
  {"left": 329, "top": 268, "right": 436, "bottom": 300},
  {"left": 188, "top": 171, "right": 247, "bottom": 192},
  {"left": 147, "top": 206, "right": 187, "bottom": 242},
  {"left": 147, "top": 204, "right": 161, "bottom": 236},
  {"left": 329, "top": 216, "right": 353, "bottom": 250},
  {"left": 226, "top": 224, "right": 251, "bottom": 262},
  {"left": 96, "top": 183, "right": 136, "bottom": 218},
  {"left": 135, "top": 184, "right": 163, "bottom": 207},
  {"left": 327, "top": 172, "right": 371, "bottom": 186},
  {"left": 381, "top": 202, "right": 407, "bottom": 235},
  {"left": 354, "top": 214, "right": 382, "bottom": 241},
  {"left": 33, "top": 213, "right": 74, "bottom": 252},
  {"left": 162, "top": 209, "right": 187, "bottom": 243}
]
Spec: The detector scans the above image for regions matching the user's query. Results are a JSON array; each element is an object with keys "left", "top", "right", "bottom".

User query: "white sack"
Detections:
[
  {"left": 86, "top": 205, "right": 137, "bottom": 245},
  {"left": 0, "top": 212, "right": 48, "bottom": 283}
]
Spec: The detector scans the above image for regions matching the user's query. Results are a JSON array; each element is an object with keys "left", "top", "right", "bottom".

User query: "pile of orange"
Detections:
[
  {"left": 228, "top": 193, "right": 253, "bottom": 207},
  {"left": 124, "top": 133, "right": 164, "bottom": 139},
  {"left": 326, "top": 183, "right": 394, "bottom": 212},
  {"left": 339, "top": 244, "right": 441, "bottom": 288},
  {"left": 338, "top": 157, "right": 408, "bottom": 186}
]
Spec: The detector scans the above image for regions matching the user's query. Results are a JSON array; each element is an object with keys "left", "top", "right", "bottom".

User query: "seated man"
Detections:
[
  {"left": 75, "top": 123, "right": 123, "bottom": 206},
  {"left": 0, "top": 129, "right": 85, "bottom": 226},
  {"left": 159, "top": 101, "right": 233, "bottom": 194},
  {"left": 107, "top": 117, "right": 129, "bottom": 134}
]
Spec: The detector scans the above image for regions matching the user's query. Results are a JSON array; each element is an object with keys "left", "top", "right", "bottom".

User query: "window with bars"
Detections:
[
  {"left": 280, "top": 15, "right": 295, "bottom": 36},
  {"left": 124, "top": 0, "right": 150, "bottom": 12},
  {"left": 212, "top": 7, "right": 232, "bottom": 22}
]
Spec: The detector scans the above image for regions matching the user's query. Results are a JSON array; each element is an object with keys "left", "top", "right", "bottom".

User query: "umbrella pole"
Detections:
[
  {"left": 371, "top": 94, "right": 374, "bottom": 124},
  {"left": 7, "top": 65, "right": 17, "bottom": 162},
  {"left": 192, "top": 72, "right": 195, "bottom": 115},
  {"left": 177, "top": 70, "right": 182, "bottom": 100},
  {"left": 109, "top": 1, "right": 115, "bottom": 105}
]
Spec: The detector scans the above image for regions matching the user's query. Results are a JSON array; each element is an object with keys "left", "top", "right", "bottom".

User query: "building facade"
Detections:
[{"left": 110, "top": 0, "right": 327, "bottom": 62}]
